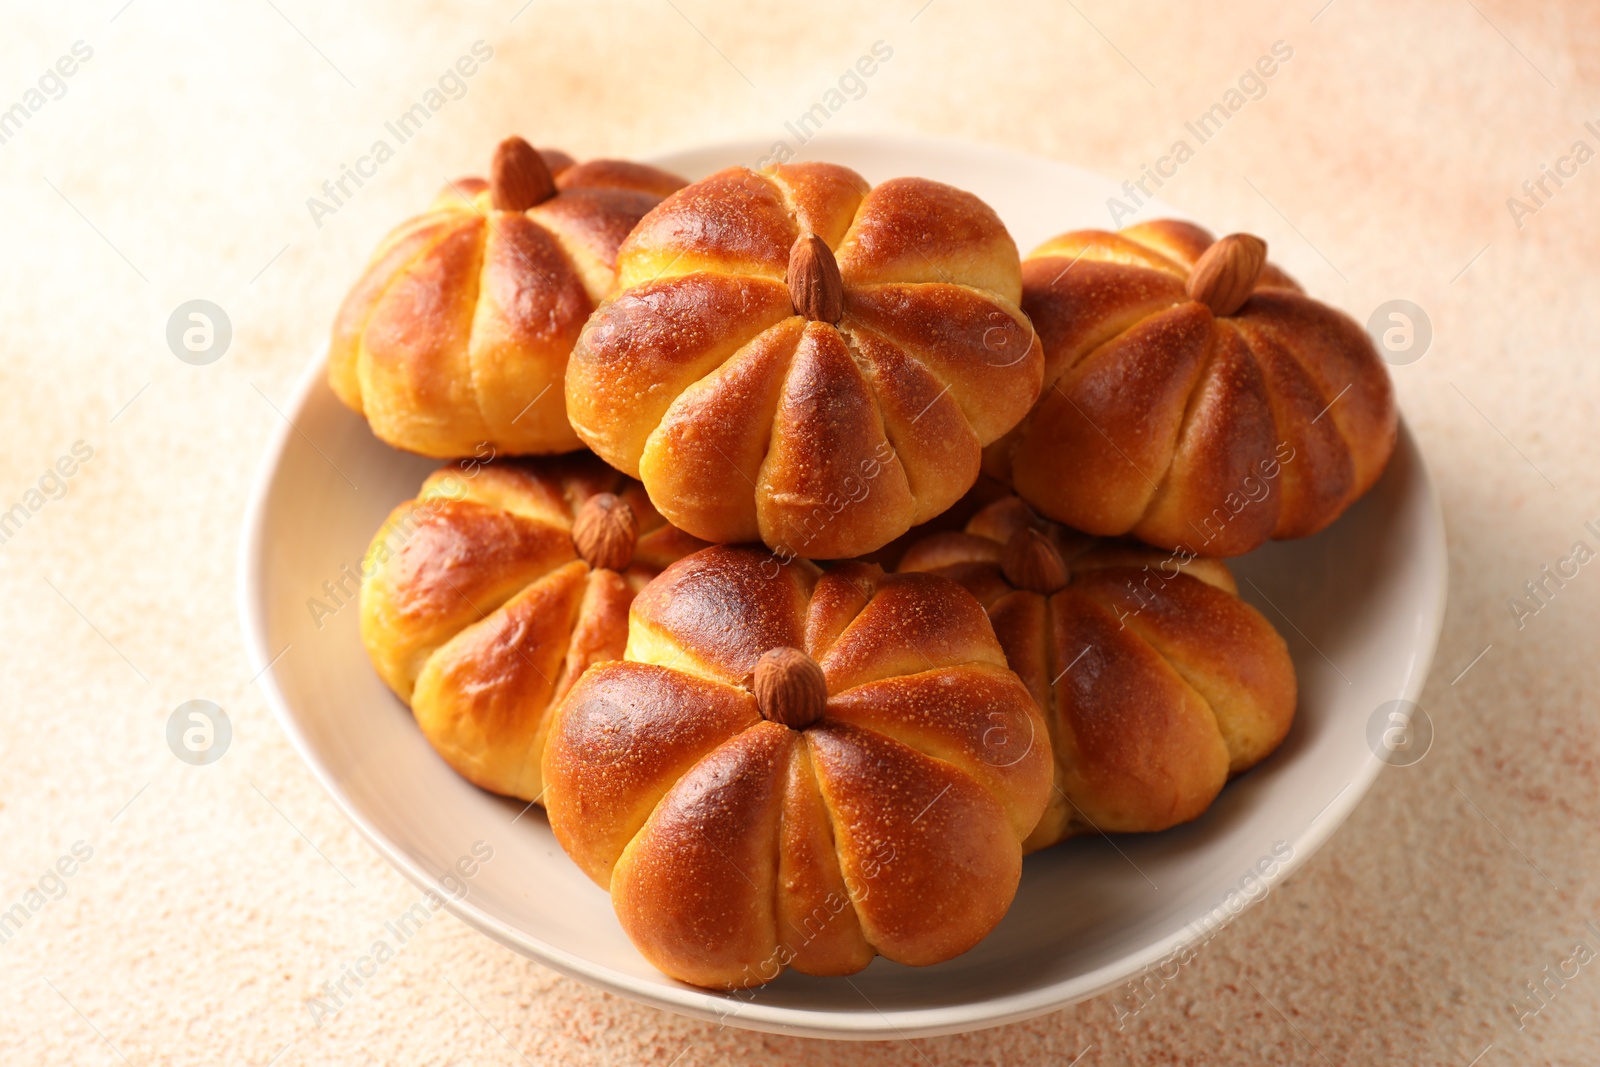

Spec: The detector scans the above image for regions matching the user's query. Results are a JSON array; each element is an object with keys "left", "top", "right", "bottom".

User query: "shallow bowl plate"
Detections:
[{"left": 239, "top": 133, "right": 1447, "bottom": 1040}]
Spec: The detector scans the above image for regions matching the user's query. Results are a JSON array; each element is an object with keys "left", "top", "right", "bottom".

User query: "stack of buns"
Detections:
[{"left": 339, "top": 136, "right": 1396, "bottom": 989}]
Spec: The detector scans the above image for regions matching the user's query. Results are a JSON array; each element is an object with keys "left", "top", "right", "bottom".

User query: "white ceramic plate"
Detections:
[{"left": 239, "top": 133, "right": 1447, "bottom": 1040}]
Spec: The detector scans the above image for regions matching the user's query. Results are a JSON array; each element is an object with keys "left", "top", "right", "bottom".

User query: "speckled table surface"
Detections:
[{"left": 3, "top": 1, "right": 1597, "bottom": 1063}]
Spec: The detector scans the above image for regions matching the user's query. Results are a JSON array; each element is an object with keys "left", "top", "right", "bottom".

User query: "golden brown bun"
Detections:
[
  {"left": 984, "top": 220, "right": 1396, "bottom": 556},
  {"left": 898, "top": 495, "right": 1296, "bottom": 848},
  {"left": 564, "top": 163, "right": 1044, "bottom": 559},
  {"left": 359, "top": 453, "right": 703, "bottom": 802},
  {"left": 856, "top": 472, "right": 1013, "bottom": 569},
  {"left": 542, "top": 545, "right": 1052, "bottom": 989},
  {"left": 328, "top": 145, "right": 687, "bottom": 459}
]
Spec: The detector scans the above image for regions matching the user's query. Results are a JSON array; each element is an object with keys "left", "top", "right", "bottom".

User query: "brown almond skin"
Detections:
[
  {"left": 1186, "top": 233, "right": 1267, "bottom": 317},
  {"left": 786, "top": 232, "right": 844, "bottom": 323},
  {"left": 572, "top": 493, "right": 638, "bottom": 572},
  {"left": 491, "top": 135, "right": 557, "bottom": 211},
  {"left": 1000, "top": 527, "right": 1068, "bottom": 594},
  {"left": 752, "top": 646, "right": 828, "bottom": 729}
]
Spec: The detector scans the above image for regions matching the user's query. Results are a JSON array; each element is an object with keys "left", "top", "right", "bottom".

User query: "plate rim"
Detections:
[{"left": 237, "top": 131, "right": 1449, "bottom": 1040}]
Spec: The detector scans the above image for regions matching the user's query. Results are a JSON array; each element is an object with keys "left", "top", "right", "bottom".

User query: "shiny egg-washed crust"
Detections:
[
  {"left": 359, "top": 453, "right": 704, "bottom": 802},
  {"left": 542, "top": 545, "right": 1052, "bottom": 989},
  {"left": 563, "top": 162, "right": 1045, "bottom": 559},
  {"left": 898, "top": 496, "right": 1296, "bottom": 849},
  {"left": 328, "top": 149, "right": 687, "bottom": 459},
  {"left": 984, "top": 219, "right": 1397, "bottom": 556}
]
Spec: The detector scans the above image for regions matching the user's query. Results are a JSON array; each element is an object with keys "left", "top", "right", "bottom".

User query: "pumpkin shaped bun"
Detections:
[
  {"left": 898, "top": 495, "right": 1296, "bottom": 850},
  {"left": 984, "top": 221, "right": 1397, "bottom": 557},
  {"left": 542, "top": 545, "right": 1052, "bottom": 989},
  {"left": 329, "top": 136, "right": 686, "bottom": 458},
  {"left": 360, "top": 453, "right": 703, "bottom": 803},
  {"left": 564, "top": 163, "right": 1045, "bottom": 560}
]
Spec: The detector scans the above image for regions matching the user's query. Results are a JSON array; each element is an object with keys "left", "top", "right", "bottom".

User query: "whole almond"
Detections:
[
  {"left": 786, "top": 233, "right": 844, "bottom": 324},
  {"left": 752, "top": 646, "right": 828, "bottom": 730},
  {"left": 1001, "top": 527, "right": 1070, "bottom": 595},
  {"left": 1186, "top": 233, "right": 1268, "bottom": 317},
  {"left": 572, "top": 493, "right": 638, "bottom": 572},
  {"left": 490, "top": 135, "right": 557, "bottom": 212}
]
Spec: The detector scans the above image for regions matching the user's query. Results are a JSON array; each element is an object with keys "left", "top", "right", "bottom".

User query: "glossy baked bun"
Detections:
[
  {"left": 542, "top": 545, "right": 1052, "bottom": 989},
  {"left": 984, "top": 221, "right": 1396, "bottom": 556},
  {"left": 360, "top": 453, "right": 703, "bottom": 802},
  {"left": 564, "top": 162, "right": 1045, "bottom": 559},
  {"left": 329, "top": 136, "right": 686, "bottom": 459},
  {"left": 898, "top": 495, "right": 1295, "bottom": 849}
]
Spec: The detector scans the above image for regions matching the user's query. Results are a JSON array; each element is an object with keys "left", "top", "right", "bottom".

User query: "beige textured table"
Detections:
[{"left": 3, "top": 1, "right": 1597, "bottom": 1063}]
